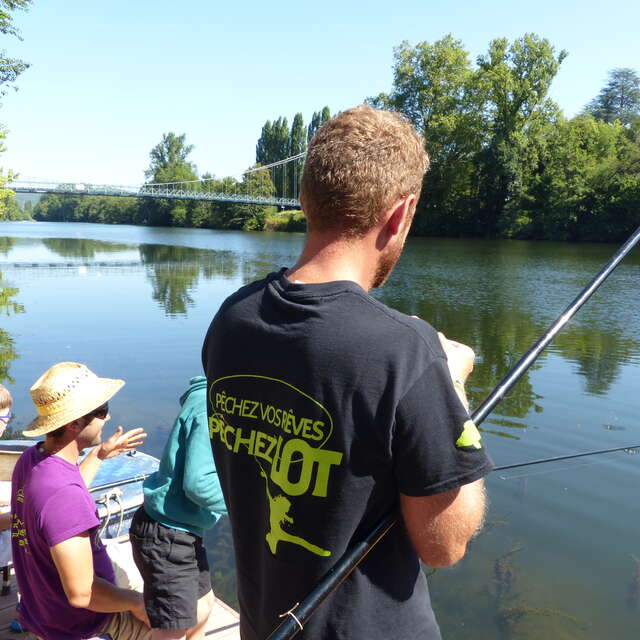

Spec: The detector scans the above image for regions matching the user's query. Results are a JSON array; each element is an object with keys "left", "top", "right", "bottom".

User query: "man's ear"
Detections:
[
  {"left": 385, "top": 194, "right": 417, "bottom": 237},
  {"left": 66, "top": 419, "right": 84, "bottom": 435}
]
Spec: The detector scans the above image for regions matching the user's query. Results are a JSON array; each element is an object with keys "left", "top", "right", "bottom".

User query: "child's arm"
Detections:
[{"left": 182, "top": 411, "right": 227, "bottom": 518}]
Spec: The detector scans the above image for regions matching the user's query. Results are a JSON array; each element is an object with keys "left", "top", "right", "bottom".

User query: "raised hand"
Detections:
[
  {"left": 438, "top": 332, "right": 475, "bottom": 385},
  {"left": 98, "top": 426, "right": 147, "bottom": 460}
]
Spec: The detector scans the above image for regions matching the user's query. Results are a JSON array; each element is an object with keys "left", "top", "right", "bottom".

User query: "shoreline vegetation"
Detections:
[{"left": 3, "top": 33, "right": 640, "bottom": 242}]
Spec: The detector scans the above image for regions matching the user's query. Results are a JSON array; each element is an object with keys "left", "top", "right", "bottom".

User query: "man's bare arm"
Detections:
[
  {"left": 50, "top": 533, "right": 148, "bottom": 624},
  {"left": 400, "top": 479, "right": 486, "bottom": 568},
  {"left": 0, "top": 511, "right": 11, "bottom": 531}
]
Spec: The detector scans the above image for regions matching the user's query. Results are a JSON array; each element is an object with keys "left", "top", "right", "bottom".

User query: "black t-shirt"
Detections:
[{"left": 202, "top": 269, "right": 493, "bottom": 640}]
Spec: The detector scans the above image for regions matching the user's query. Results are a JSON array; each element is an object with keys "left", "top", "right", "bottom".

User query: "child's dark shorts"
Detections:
[{"left": 129, "top": 506, "right": 212, "bottom": 630}]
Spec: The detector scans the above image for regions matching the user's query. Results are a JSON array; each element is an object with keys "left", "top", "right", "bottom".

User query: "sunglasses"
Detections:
[
  {"left": 85, "top": 403, "right": 109, "bottom": 420},
  {"left": 0, "top": 409, "right": 12, "bottom": 420}
]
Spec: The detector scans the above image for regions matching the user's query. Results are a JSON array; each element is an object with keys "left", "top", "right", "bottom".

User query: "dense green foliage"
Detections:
[
  {"left": 264, "top": 209, "right": 306, "bottom": 232},
  {"left": 369, "top": 34, "right": 639, "bottom": 241}
]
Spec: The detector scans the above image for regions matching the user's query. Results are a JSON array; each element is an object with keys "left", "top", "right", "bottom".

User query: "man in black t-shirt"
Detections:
[{"left": 202, "top": 105, "right": 493, "bottom": 639}]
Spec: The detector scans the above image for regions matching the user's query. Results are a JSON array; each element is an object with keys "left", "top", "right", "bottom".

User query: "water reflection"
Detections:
[
  {"left": 42, "top": 237, "right": 133, "bottom": 259},
  {"left": 139, "top": 244, "right": 239, "bottom": 316},
  {"left": 378, "top": 239, "right": 640, "bottom": 438},
  {"left": 0, "top": 273, "right": 23, "bottom": 385},
  {"left": 555, "top": 330, "right": 638, "bottom": 397},
  {"left": 0, "top": 237, "right": 15, "bottom": 256},
  {"left": 1, "top": 233, "right": 638, "bottom": 425}
]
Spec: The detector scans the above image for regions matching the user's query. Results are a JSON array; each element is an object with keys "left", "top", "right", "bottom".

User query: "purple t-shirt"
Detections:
[{"left": 10, "top": 444, "right": 115, "bottom": 640}]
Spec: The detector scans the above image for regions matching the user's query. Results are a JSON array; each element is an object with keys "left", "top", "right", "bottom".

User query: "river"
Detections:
[{"left": 1, "top": 221, "right": 639, "bottom": 638}]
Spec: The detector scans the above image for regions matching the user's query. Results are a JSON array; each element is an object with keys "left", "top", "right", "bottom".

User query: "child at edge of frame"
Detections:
[
  {"left": 1, "top": 382, "right": 15, "bottom": 535},
  {"left": 129, "top": 376, "right": 227, "bottom": 640},
  {"left": 1, "top": 383, "right": 18, "bottom": 625}
]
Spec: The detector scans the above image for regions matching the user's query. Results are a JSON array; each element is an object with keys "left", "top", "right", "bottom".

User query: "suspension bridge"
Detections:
[{"left": 8, "top": 153, "right": 306, "bottom": 208}]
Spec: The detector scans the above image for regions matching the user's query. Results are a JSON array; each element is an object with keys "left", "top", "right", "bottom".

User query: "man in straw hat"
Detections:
[{"left": 10, "top": 362, "right": 151, "bottom": 640}]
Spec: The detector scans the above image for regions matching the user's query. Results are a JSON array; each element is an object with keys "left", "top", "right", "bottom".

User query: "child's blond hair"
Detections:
[{"left": 0, "top": 383, "right": 12, "bottom": 412}]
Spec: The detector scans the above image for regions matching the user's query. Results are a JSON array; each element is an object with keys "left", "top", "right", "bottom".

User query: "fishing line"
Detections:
[
  {"left": 494, "top": 443, "right": 640, "bottom": 471},
  {"left": 498, "top": 457, "right": 612, "bottom": 481}
]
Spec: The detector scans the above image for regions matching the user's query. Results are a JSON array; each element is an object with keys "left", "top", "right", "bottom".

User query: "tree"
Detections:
[
  {"left": 233, "top": 166, "right": 276, "bottom": 230},
  {"left": 0, "top": 0, "right": 32, "bottom": 97},
  {"left": 256, "top": 117, "right": 289, "bottom": 198},
  {"left": 307, "top": 107, "right": 331, "bottom": 142},
  {"left": 0, "top": 0, "right": 33, "bottom": 219},
  {"left": 474, "top": 34, "right": 567, "bottom": 234},
  {"left": 0, "top": 132, "right": 20, "bottom": 219},
  {"left": 288, "top": 113, "right": 306, "bottom": 199},
  {"left": 518, "top": 113, "right": 623, "bottom": 240},
  {"left": 143, "top": 132, "right": 199, "bottom": 227},
  {"left": 369, "top": 35, "right": 483, "bottom": 235},
  {"left": 145, "top": 132, "right": 197, "bottom": 184},
  {"left": 586, "top": 68, "right": 640, "bottom": 126}
]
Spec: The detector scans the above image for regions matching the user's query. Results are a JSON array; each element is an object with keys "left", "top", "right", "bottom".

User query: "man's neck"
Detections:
[
  {"left": 287, "top": 232, "right": 378, "bottom": 291},
  {"left": 42, "top": 437, "right": 81, "bottom": 464}
]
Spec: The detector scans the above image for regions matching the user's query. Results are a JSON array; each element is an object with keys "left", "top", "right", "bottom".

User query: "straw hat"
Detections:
[{"left": 23, "top": 362, "right": 124, "bottom": 437}]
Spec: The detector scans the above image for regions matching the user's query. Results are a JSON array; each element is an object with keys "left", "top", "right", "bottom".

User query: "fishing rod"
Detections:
[{"left": 266, "top": 224, "right": 640, "bottom": 640}]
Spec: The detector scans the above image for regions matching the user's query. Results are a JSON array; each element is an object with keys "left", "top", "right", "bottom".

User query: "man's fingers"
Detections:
[
  {"left": 437, "top": 331, "right": 475, "bottom": 383},
  {"left": 123, "top": 427, "right": 147, "bottom": 439},
  {"left": 125, "top": 427, "right": 146, "bottom": 435},
  {"left": 125, "top": 440, "right": 146, "bottom": 450}
]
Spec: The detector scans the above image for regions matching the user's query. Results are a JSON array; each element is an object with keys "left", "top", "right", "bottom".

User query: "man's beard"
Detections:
[{"left": 372, "top": 239, "right": 404, "bottom": 289}]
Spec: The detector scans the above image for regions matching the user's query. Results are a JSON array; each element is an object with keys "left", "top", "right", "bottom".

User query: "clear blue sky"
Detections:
[{"left": 2, "top": 0, "right": 638, "bottom": 186}]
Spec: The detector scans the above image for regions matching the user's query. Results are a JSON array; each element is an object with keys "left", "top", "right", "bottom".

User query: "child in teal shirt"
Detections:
[{"left": 130, "top": 376, "right": 226, "bottom": 640}]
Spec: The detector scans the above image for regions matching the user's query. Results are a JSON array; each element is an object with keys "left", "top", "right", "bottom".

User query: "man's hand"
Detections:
[
  {"left": 98, "top": 427, "right": 147, "bottom": 460},
  {"left": 438, "top": 332, "right": 475, "bottom": 385}
]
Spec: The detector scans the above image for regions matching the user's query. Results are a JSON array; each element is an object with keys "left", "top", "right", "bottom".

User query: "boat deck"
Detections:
[{"left": 0, "top": 538, "right": 240, "bottom": 640}]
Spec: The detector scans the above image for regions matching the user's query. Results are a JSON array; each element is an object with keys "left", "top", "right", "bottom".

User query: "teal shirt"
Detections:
[{"left": 143, "top": 376, "right": 226, "bottom": 537}]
